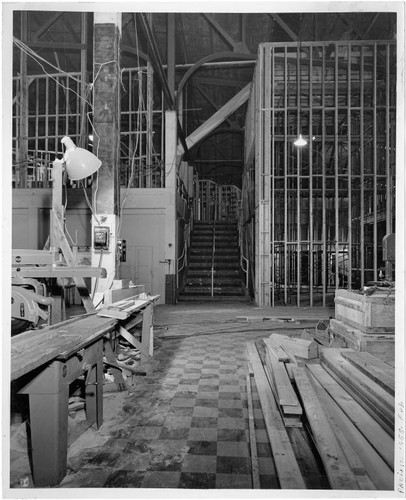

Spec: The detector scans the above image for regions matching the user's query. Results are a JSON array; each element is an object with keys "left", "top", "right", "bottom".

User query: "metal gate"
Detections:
[{"left": 194, "top": 180, "right": 241, "bottom": 221}]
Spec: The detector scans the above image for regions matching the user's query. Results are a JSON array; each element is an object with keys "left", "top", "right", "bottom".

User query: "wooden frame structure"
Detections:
[
  {"left": 243, "top": 41, "right": 396, "bottom": 307},
  {"left": 12, "top": 66, "right": 164, "bottom": 189}
]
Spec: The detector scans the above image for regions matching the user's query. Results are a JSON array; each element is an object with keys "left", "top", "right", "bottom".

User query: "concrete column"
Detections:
[
  {"left": 91, "top": 12, "right": 121, "bottom": 305},
  {"left": 165, "top": 110, "right": 178, "bottom": 303}
]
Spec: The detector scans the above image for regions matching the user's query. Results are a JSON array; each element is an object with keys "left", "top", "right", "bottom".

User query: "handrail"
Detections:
[
  {"left": 211, "top": 221, "right": 216, "bottom": 297},
  {"left": 237, "top": 202, "right": 250, "bottom": 290},
  {"left": 177, "top": 221, "right": 192, "bottom": 288}
]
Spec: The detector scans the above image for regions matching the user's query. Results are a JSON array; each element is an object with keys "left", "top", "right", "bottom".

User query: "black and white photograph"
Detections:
[{"left": 2, "top": 1, "right": 405, "bottom": 497}]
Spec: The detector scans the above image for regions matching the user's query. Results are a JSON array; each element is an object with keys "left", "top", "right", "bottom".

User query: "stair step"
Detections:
[
  {"left": 178, "top": 295, "right": 251, "bottom": 303},
  {"left": 187, "top": 269, "right": 241, "bottom": 276},
  {"left": 188, "top": 263, "right": 240, "bottom": 270},
  {"left": 185, "top": 278, "right": 243, "bottom": 286},
  {"left": 180, "top": 287, "right": 247, "bottom": 296}
]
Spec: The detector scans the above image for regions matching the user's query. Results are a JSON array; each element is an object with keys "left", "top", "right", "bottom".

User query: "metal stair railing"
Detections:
[{"left": 211, "top": 222, "right": 216, "bottom": 297}]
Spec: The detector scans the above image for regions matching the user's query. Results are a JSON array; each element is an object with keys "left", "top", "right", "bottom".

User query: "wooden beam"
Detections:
[
  {"left": 167, "top": 13, "right": 176, "bottom": 98},
  {"left": 269, "top": 14, "right": 298, "bottom": 41},
  {"left": 201, "top": 13, "right": 240, "bottom": 52},
  {"left": 179, "top": 83, "right": 250, "bottom": 154},
  {"left": 246, "top": 374, "right": 260, "bottom": 489},
  {"left": 293, "top": 366, "right": 360, "bottom": 490},
  {"left": 193, "top": 82, "right": 232, "bottom": 127},
  {"left": 32, "top": 12, "right": 64, "bottom": 41},
  {"left": 246, "top": 341, "right": 305, "bottom": 489},
  {"left": 175, "top": 14, "right": 188, "bottom": 64},
  {"left": 307, "top": 364, "right": 394, "bottom": 490}
]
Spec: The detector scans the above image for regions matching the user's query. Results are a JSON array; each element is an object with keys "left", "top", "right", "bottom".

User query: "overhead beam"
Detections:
[
  {"left": 167, "top": 13, "right": 176, "bottom": 98},
  {"left": 32, "top": 12, "right": 64, "bottom": 41},
  {"left": 269, "top": 14, "right": 298, "bottom": 41},
  {"left": 175, "top": 14, "right": 188, "bottom": 64},
  {"left": 138, "top": 12, "right": 189, "bottom": 158},
  {"left": 201, "top": 13, "right": 249, "bottom": 53},
  {"left": 178, "top": 83, "right": 250, "bottom": 154},
  {"left": 193, "top": 82, "right": 233, "bottom": 127}
]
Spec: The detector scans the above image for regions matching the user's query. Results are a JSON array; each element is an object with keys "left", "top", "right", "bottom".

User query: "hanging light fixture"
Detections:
[
  {"left": 294, "top": 134, "right": 307, "bottom": 147},
  {"left": 294, "top": 16, "right": 307, "bottom": 148},
  {"left": 61, "top": 136, "right": 102, "bottom": 180}
]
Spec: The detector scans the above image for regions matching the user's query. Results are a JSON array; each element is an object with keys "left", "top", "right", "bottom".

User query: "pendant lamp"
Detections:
[{"left": 61, "top": 136, "right": 102, "bottom": 180}]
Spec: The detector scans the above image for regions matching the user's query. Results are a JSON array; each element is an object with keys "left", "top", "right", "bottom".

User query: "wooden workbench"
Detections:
[{"left": 10, "top": 294, "right": 159, "bottom": 487}]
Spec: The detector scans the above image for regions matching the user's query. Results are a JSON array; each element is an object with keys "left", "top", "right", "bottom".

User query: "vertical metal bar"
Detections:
[
  {"left": 372, "top": 43, "right": 378, "bottom": 281},
  {"left": 360, "top": 45, "right": 365, "bottom": 288},
  {"left": 55, "top": 75, "right": 59, "bottom": 156},
  {"left": 147, "top": 62, "right": 153, "bottom": 187},
  {"left": 296, "top": 44, "right": 301, "bottom": 307},
  {"left": 284, "top": 46, "right": 288, "bottom": 305},
  {"left": 65, "top": 76, "right": 69, "bottom": 137},
  {"left": 334, "top": 43, "right": 339, "bottom": 290},
  {"left": 322, "top": 45, "right": 327, "bottom": 306},
  {"left": 35, "top": 78, "right": 39, "bottom": 153},
  {"left": 271, "top": 46, "right": 275, "bottom": 306},
  {"left": 167, "top": 13, "right": 176, "bottom": 98},
  {"left": 347, "top": 42, "right": 352, "bottom": 289},
  {"left": 385, "top": 43, "right": 392, "bottom": 235},
  {"left": 19, "top": 11, "right": 28, "bottom": 188},
  {"left": 309, "top": 45, "right": 314, "bottom": 306},
  {"left": 264, "top": 46, "right": 271, "bottom": 306},
  {"left": 45, "top": 77, "right": 49, "bottom": 157},
  {"left": 80, "top": 12, "right": 88, "bottom": 148}
]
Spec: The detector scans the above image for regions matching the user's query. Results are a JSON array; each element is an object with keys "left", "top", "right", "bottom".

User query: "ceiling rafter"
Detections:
[
  {"left": 32, "top": 12, "right": 64, "bottom": 41},
  {"left": 175, "top": 14, "right": 188, "bottom": 64},
  {"left": 192, "top": 81, "right": 233, "bottom": 127},
  {"left": 201, "top": 13, "right": 250, "bottom": 53},
  {"left": 269, "top": 14, "right": 298, "bottom": 41}
]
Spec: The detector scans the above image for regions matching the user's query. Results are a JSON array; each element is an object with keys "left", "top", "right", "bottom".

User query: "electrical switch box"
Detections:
[{"left": 93, "top": 226, "right": 110, "bottom": 251}]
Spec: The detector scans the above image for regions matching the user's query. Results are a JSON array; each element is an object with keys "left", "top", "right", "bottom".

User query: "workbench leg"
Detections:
[
  {"left": 85, "top": 359, "right": 103, "bottom": 428},
  {"left": 104, "top": 340, "right": 127, "bottom": 391},
  {"left": 141, "top": 303, "right": 153, "bottom": 364},
  {"left": 28, "top": 388, "right": 69, "bottom": 486}
]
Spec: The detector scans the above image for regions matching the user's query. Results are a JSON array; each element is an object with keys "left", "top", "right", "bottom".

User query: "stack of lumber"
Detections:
[
  {"left": 263, "top": 338, "right": 302, "bottom": 427},
  {"left": 319, "top": 348, "right": 394, "bottom": 438},
  {"left": 296, "top": 350, "right": 394, "bottom": 490},
  {"left": 246, "top": 336, "right": 394, "bottom": 491},
  {"left": 268, "top": 333, "right": 319, "bottom": 361},
  {"left": 246, "top": 341, "right": 306, "bottom": 489}
]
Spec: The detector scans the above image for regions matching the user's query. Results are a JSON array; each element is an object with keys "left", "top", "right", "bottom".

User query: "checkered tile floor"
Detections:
[{"left": 59, "top": 330, "right": 279, "bottom": 489}]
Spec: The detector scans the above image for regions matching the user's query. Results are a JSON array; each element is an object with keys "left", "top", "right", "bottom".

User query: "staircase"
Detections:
[{"left": 178, "top": 221, "right": 249, "bottom": 302}]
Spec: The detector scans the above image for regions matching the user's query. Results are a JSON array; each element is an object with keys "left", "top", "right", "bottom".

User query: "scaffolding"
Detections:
[
  {"left": 243, "top": 41, "right": 396, "bottom": 307},
  {"left": 12, "top": 65, "right": 164, "bottom": 189}
]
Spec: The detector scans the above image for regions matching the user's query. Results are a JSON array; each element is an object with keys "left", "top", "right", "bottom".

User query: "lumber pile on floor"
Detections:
[
  {"left": 263, "top": 339, "right": 302, "bottom": 427},
  {"left": 246, "top": 334, "right": 394, "bottom": 491}
]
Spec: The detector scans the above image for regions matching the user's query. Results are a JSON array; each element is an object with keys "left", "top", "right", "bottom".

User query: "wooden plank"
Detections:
[
  {"left": 246, "top": 341, "right": 305, "bottom": 488},
  {"left": 307, "top": 364, "right": 393, "bottom": 489},
  {"left": 263, "top": 360, "right": 303, "bottom": 425},
  {"left": 11, "top": 314, "right": 117, "bottom": 380},
  {"left": 292, "top": 366, "right": 360, "bottom": 490},
  {"left": 307, "top": 363, "right": 394, "bottom": 470},
  {"left": 307, "top": 368, "right": 377, "bottom": 490},
  {"left": 340, "top": 349, "right": 394, "bottom": 396},
  {"left": 269, "top": 333, "right": 318, "bottom": 359},
  {"left": 266, "top": 350, "right": 301, "bottom": 408},
  {"left": 263, "top": 338, "right": 290, "bottom": 362},
  {"left": 118, "top": 326, "right": 150, "bottom": 358},
  {"left": 246, "top": 374, "right": 260, "bottom": 489},
  {"left": 103, "top": 286, "right": 145, "bottom": 305},
  {"left": 320, "top": 348, "right": 394, "bottom": 431},
  {"left": 179, "top": 84, "right": 250, "bottom": 154},
  {"left": 323, "top": 363, "right": 394, "bottom": 439}
]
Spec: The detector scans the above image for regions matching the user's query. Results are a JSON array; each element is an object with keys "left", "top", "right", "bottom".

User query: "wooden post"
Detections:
[
  {"left": 165, "top": 110, "right": 178, "bottom": 304},
  {"left": 92, "top": 13, "right": 122, "bottom": 305}
]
